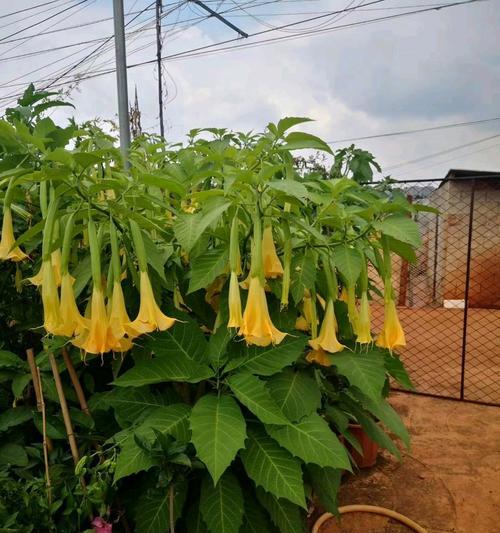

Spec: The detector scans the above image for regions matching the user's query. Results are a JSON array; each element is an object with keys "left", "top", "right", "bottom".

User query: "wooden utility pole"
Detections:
[{"left": 155, "top": 0, "right": 165, "bottom": 138}]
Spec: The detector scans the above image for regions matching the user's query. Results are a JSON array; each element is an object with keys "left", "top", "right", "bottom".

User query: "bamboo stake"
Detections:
[
  {"left": 48, "top": 351, "right": 80, "bottom": 465},
  {"left": 37, "top": 366, "right": 52, "bottom": 506},
  {"left": 169, "top": 484, "right": 175, "bottom": 533},
  {"left": 26, "top": 348, "right": 53, "bottom": 453},
  {"left": 62, "top": 347, "right": 90, "bottom": 416}
]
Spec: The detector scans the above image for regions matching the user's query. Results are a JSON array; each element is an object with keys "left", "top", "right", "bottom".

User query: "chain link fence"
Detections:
[{"left": 371, "top": 173, "right": 500, "bottom": 406}]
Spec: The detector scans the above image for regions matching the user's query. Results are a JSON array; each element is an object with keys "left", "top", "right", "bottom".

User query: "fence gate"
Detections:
[{"left": 372, "top": 174, "right": 500, "bottom": 406}]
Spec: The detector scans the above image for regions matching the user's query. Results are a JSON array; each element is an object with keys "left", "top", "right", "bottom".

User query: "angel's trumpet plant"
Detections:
[
  {"left": 0, "top": 207, "right": 28, "bottom": 262},
  {"left": 262, "top": 225, "right": 283, "bottom": 278},
  {"left": 128, "top": 221, "right": 175, "bottom": 337},
  {"left": 227, "top": 216, "right": 243, "bottom": 328},
  {"left": 295, "top": 290, "right": 317, "bottom": 332},
  {"left": 238, "top": 213, "right": 285, "bottom": 346},
  {"left": 356, "top": 292, "right": 372, "bottom": 344}
]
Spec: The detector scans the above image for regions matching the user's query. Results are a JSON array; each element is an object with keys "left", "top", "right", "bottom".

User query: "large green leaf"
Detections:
[
  {"left": 134, "top": 484, "right": 186, "bottom": 533},
  {"left": 200, "top": 471, "right": 244, "bottom": 533},
  {"left": 307, "top": 465, "right": 342, "bottom": 516},
  {"left": 333, "top": 352, "right": 386, "bottom": 403},
  {"left": 333, "top": 244, "right": 363, "bottom": 286},
  {"left": 290, "top": 250, "right": 317, "bottom": 304},
  {"left": 0, "top": 407, "right": 32, "bottom": 432},
  {"left": 190, "top": 394, "right": 246, "bottom": 484},
  {"left": 276, "top": 117, "right": 313, "bottom": 135},
  {"left": 138, "top": 404, "right": 192, "bottom": 443},
  {"left": 257, "top": 489, "right": 306, "bottom": 533},
  {"left": 373, "top": 215, "right": 422, "bottom": 248},
  {"left": 226, "top": 336, "right": 307, "bottom": 376},
  {"left": 207, "top": 327, "right": 233, "bottom": 369},
  {"left": 384, "top": 354, "right": 414, "bottom": 390},
  {"left": 114, "top": 435, "right": 159, "bottom": 482},
  {"left": 0, "top": 444, "right": 28, "bottom": 467},
  {"left": 140, "top": 172, "right": 186, "bottom": 196},
  {"left": 240, "top": 426, "right": 305, "bottom": 507},
  {"left": 266, "top": 414, "right": 351, "bottom": 470},
  {"left": 188, "top": 247, "right": 228, "bottom": 294},
  {"left": 242, "top": 496, "right": 278, "bottom": 533},
  {"left": 227, "top": 373, "right": 290, "bottom": 425},
  {"left": 280, "top": 131, "right": 333, "bottom": 155},
  {"left": 174, "top": 201, "right": 230, "bottom": 251},
  {"left": 0, "top": 350, "right": 25, "bottom": 369},
  {"left": 267, "top": 181, "right": 308, "bottom": 200},
  {"left": 185, "top": 501, "right": 209, "bottom": 533},
  {"left": 114, "top": 354, "right": 213, "bottom": 387},
  {"left": 266, "top": 369, "right": 321, "bottom": 422},
  {"left": 145, "top": 321, "right": 209, "bottom": 363}
]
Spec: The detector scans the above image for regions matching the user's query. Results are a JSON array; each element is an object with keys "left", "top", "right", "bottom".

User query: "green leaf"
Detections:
[
  {"left": 227, "top": 373, "right": 290, "bottom": 425},
  {"left": 0, "top": 350, "right": 25, "bottom": 369},
  {"left": 190, "top": 394, "right": 246, "bottom": 485},
  {"left": 276, "top": 117, "right": 313, "bottom": 135},
  {"left": 373, "top": 215, "right": 422, "bottom": 248},
  {"left": 257, "top": 489, "right": 306, "bottom": 533},
  {"left": 186, "top": 501, "right": 209, "bottom": 533},
  {"left": 174, "top": 201, "right": 230, "bottom": 251},
  {"left": 138, "top": 404, "right": 192, "bottom": 443},
  {"left": 226, "top": 336, "right": 307, "bottom": 376},
  {"left": 384, "top": 354, "right": 414, "bottom": 390},
  {"left": 188, "top": 247, "right": 228, "bottom": 294},
  {"left": 386, "top": 236, "right": 417, "bottom": 264},
  {"left": 114, "top": 435, "right": 159, "bottom": 481},
  {"left": 207, "top": 327, "right": 233, "bottom": 369},
  {"left": 307, "top": 465, "right": 342, "bottom": 516},
  {"left": 200, "top": 471, "right": 244, "bottom": 533},
  {"left": 11, "top": 373, "right": 31, "bottom": 400},
  {"left": 140, "top": 172, "right": 186, "bottom": 196},
  {"left": 266, "top": 369, "right": 321, "bottom": 422},
  {"left": 266, "top": 414, "right": 351, "bottom": 470},
  {"left": 290, "top": 249, "right": 317, "bottom": 304},
  {"left": 114, "top": 355, "right": 213, "bottom": 387},
  {"left": 333, "top": 352, "right": 387, "bottom": 403},
  {"left": 240, "top": 425, "right": 305, "bottom": 507},
  {"left": 134, "top": 484, "right": 186, "bottom": 533},
  {"left": 0, "top": 444, "right": 28, "bottom": 467},
  {"left": 142, "top": 232, "right": 167, "bottom": 282},
  {"left": 333, "top": 245, "right": 363, "bottom": 286},
  {"left": 0, "top": 407, "right": 32, "bottom": 432},
  {"left": 144, "top": 321, "right": 209, "bottom": 363},
  {"left": 242, "top": 496, "right": 278, "bottom": 533},
  {"left": 267, "top": 181, "right": 308, "bottom": 200},
  {"left": 280, "top": 131, "right": 333, "bottom": 155}
]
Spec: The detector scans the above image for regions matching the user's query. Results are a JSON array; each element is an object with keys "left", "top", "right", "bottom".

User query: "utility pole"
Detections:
[
  {"left": 113, "top": 0, "right": 131, "bottom": 163},
  {"left": 190, "top": 1, "right": 248, "bottom": 38},
  {"left": 155, "top": 0, "right": 165, "bottom": 138}
]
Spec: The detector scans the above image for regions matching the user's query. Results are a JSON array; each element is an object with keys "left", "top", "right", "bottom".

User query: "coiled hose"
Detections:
[{"left": 312, "top": 504, "right": 428, "bottom": 533}]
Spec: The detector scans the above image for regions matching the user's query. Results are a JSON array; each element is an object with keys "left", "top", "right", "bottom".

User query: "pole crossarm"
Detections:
[{"left": 190, "top": 0, "right": 248, "bottom": 38}]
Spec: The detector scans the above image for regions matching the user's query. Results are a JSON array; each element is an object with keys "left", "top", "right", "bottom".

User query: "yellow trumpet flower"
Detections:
[
  {"left": 0, "top": 208, "right": 28, "bottom": 262},
  {"left": 376, "top": 299, "right": 406, "bottom": 351},
  {"left": 128, "top": 271, "right": 176, "bottom": 337},
  {"left": 262, "top": 226, "right": 283, "bottom": 278},
  {"left": 306, "top": 347, "right": 332, "bottom": 367},
  {"left": 309, "top": 299, "right": 346, "bottom": 354},
  {"left": 108, "top": 281, "right": 138, "bottom": 341},
  {"left": 339, "top": 287, "right": 349, "bottom": 303},
  {"left": 356, "top": 292, "right": 372, "bottom": 344},
  {"left": 28, "top": 249, "right": 63, "bottom": 287},
  {"left": 57, "top": 272, "right": 88, "bottom": 337},
  {"left": 239, "top": 276, "right": 286, "bottom": 346},
  {"left": 73, "top": 287, "right": 109, "bottom": 355},
  {"left": 295, "top": 290, "right": 317, "bottom": 332},
  {"left": 205, "top": 276, "right": 225, "bottom": 312},
  {"left": 40, "top": 259, "right": 63, "bottom": 335},
  {"left": 227, "top": 271, "right": 243, "bottom": 328}
]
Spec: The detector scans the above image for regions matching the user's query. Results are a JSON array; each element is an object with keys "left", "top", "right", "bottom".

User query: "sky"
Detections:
[{"left": 0, "top": 0, "right": 499, "bottom": 181}]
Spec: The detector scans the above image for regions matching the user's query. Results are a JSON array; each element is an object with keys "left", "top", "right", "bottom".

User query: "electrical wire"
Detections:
[{"left": 0, "top": 0, "right": 66, "bottom": 21}]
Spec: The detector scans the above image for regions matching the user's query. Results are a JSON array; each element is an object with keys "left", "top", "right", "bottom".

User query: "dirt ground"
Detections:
[
  {"left": 315, "top": 392, "right": 500, "bottom": 533},
  {"left": 370, "top": 306, "right": 500, "bottom": 404}
]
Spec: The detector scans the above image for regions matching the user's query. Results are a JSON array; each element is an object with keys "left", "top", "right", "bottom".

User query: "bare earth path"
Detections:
[{"left": 319, "top": 393, "right": 500, "bottom": 533}]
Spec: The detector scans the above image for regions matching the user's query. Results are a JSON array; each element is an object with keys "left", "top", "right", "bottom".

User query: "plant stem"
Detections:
[
  {"left": 62, "top": 347, "right": 90, "bottom": 417},
  {"left": 48, "top": 351, "right": 80, "bottom": 464},
  {"left": 169, "top": 484, "right": 175, "bottom": 533},
  {"left": 36, "top": 366, "right": 52, "bottom": 507},
  {"left": 26, "top": 348, "right": 53, "bottom": 452}
]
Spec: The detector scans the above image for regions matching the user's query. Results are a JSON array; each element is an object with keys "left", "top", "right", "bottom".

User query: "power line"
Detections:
[
  {"left": 383, "top": 133, "right": 500, "bottom": 172},
  {"left": 0, "top": 0, "right": 89, "bottom": 43},
  {"left": 0, "top": 0, "right": 66, "bottom": 20},
  {"left": 0, "top": 0, "right": 486, "bottom": 104},
  {"left": 327, "top": 116, "right": 500, "bottom": 144}
]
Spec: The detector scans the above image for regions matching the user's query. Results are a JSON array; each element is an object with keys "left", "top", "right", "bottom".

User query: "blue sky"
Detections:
[{"left": 0, "top": 0, "right": 499, "bottom": 180}]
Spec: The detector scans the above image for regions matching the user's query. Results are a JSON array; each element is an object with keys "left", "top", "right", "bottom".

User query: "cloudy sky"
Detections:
[{"left": 0, "top": 0, "right": 499, "bottom": 180}]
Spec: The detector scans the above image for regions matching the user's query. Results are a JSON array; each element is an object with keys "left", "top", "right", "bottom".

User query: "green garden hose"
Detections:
[{"left": 312, "top": 505, "right": 428, "bottom": 533}]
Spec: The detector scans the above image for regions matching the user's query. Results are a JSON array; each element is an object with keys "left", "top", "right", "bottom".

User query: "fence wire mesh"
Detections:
[{"left": 371, "top": 175, "right": 500, "bottom": 406}]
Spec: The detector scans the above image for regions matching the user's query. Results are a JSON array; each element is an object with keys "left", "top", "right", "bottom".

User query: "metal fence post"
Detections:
[{"left": 460, "top": 179, "right": 476, "bottom": 400}]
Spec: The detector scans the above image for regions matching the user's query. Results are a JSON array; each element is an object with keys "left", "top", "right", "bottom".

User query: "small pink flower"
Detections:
[{"left": 91, "top": 517, "right": 112, "bottom": 533}]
